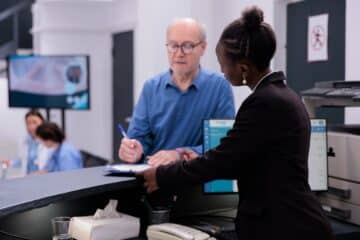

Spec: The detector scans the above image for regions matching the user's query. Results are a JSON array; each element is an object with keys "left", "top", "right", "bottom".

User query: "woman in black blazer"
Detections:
[{"left": 140, "top": 6, "right": 334, "bottom": 240}]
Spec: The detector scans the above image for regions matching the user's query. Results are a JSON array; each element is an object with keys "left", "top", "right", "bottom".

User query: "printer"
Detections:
[
  {"left": 319, "top": 125, "right": 360, "bottom": 225},
  {"left": 301, "top": 81, "right": 360, "bottom": 225}
]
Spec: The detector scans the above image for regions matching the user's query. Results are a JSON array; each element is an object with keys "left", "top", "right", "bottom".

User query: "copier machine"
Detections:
[
  {"left": 321, "top": 126, "right": 360, "bottom": 225},
  {"left": 302, "top": 81, "right": 360, "bottom": 225}
]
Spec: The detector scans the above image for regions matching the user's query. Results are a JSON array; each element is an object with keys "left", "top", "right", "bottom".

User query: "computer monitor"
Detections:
[
  {"left": 308, "top": 119, "right": 328, "bottom": 191},
  {"left": 7, "top": 55, "right": 90, "bottom": 110},
  {"left": 171, "top": 119, "right": 238, "bottom": 217},
  {"left": 203, "top": 118, "right": 328, "bottom": 193},
  {"left": 203, "top": 119, "right": 237, "bottom": 194}
]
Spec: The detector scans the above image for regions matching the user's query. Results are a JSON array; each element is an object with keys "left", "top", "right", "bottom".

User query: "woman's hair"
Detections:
[
  {"left": 25, "top": 109, "right": 44, "bottom": 122},
  {"left": 218, "top": 6, "right": 276, "bottom": 71},
  {"left": 36, "top": 122, "right": 65, "bottom": 143}
]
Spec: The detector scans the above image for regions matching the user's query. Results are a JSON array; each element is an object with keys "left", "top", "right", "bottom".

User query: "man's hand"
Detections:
[
  {"left": 176, "top": 148, "right": 199, "bottom": 161},
  {"left": 147, "top": 150, "right": 180, "bottom": 167},
  {"left": 138, "top": 167, "right": 159, "bottom": 193},
  {"left": 118, "top": 138, "right": 144, "bottom": 163}
]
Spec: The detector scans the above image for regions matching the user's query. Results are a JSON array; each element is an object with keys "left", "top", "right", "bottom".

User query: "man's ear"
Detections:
[{"left": 199, "top": 41, "right": 207, "bottom": 56}]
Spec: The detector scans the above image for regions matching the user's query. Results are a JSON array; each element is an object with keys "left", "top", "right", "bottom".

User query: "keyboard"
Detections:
[{"left": 214, "top": 230, "right": 239, "bottom": 240}]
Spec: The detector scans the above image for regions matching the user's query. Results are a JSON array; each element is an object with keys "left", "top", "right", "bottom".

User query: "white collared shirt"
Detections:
[{"left": 252, "top": 71, "right": 274, "bottom": 92}]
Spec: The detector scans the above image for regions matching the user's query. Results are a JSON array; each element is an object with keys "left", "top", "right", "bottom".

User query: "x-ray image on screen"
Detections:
[{"left": 7, "top": 55, "right": 90, "bottom": 110}]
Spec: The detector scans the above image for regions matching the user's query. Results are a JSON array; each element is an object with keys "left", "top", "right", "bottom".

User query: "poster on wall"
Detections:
[{"left": 307, "top": 14, "right": 328, "bottom": 62}]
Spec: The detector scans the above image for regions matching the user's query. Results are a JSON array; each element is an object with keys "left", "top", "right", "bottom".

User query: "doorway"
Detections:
[{"left": 112, "top": 31, "right": 134, "bottom": 162}]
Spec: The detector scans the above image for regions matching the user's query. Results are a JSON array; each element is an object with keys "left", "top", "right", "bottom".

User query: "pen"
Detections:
[{"left": 117, "top": 124, "right": 128, "bottom": 138}]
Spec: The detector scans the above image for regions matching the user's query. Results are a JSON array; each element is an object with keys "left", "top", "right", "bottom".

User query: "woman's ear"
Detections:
[
  {"left": 238, "top": 63, "right": 249, "bottom": 85},
  {"left": 240, "top": 64, "right": 249, "bottom": 75}
]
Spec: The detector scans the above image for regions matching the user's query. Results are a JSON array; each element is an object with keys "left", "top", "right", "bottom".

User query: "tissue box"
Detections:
[{"left": 68, "top": 214, "right": 140, "bottom": 240}]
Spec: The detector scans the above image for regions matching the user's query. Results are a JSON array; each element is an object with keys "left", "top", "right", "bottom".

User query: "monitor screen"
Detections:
[
  {"left": 171, "top": 119, "right": 238, "bottom": 218},
  {"left": 203, "top": 119, "right": 237, "bottom": 194},
  {"left": 203, "top": 118, "right": 328, "bottom": 193},
  {"left": 308, "top": 119, "right": 328, "bottom": 191},
  {"left": 7, "top": 55, "right": 90, "bottom": 110}
]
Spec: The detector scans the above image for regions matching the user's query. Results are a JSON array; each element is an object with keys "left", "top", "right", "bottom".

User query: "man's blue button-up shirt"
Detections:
[{"left": 127, "top": 67, "right": 235, "bottom": 157}]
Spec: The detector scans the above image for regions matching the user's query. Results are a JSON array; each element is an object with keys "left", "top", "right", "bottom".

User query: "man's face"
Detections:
[{"left": 167, "top": 23, "right": 206, "bottom": 76}]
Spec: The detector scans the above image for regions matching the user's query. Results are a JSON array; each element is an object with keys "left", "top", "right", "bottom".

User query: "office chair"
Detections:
[{"left": 80, "top": 150, "right": 109, "bottom": 168}]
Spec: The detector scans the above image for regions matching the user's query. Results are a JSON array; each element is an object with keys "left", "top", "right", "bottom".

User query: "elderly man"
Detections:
[{"left": 119, "top": 18, "right": 235, "bottom": 166}]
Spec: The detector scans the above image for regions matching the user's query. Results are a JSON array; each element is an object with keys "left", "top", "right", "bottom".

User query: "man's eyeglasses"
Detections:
[{"left": 166, "top": 41, "right": 203, "bottom": 54}]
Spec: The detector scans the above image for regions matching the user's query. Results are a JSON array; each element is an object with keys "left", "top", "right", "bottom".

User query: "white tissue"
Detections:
[
  {"left": 69, "top": 199, "right": 140, "bottom": 240},
  {"left": 93, "top": 199, "right": 121, "bottom": 219}
]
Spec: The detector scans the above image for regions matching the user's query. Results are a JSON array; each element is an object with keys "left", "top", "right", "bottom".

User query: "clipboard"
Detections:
[{"left": 104, "top": 164, "right": 150, "bottom": 176}]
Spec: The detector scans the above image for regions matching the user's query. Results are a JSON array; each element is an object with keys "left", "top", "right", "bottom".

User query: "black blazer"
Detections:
[{"left": 157, "top": 71, "right": 334, "bottom": 240}]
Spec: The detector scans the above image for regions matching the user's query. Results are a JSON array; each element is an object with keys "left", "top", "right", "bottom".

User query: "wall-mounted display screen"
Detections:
[{"left": 7, "top": 55, "right": 90, "bottom": 110}]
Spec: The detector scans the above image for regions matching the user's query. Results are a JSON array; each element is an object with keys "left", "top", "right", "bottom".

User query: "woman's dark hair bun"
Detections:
[{"left": 242, "top": 6, "right": 264, "bottom": 31}]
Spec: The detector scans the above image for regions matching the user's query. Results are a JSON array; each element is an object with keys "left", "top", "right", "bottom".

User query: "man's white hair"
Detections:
[{"left": 166, "top": 18, "right": 207, "bottom": 41}]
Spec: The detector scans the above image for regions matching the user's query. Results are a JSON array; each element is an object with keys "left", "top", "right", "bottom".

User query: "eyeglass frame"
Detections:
[{"left": 165, "top": 41, "right": 203, "bottom": 54}]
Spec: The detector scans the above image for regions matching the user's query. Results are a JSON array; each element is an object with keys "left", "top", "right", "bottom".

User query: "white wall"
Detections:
[{"left": 0, "top": 78, "right": 27, "bottom": 159}]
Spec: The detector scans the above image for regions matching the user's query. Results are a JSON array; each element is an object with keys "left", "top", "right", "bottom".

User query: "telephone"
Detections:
[{"left": 147, "top": 223, "right": 213, "bottom": 240}]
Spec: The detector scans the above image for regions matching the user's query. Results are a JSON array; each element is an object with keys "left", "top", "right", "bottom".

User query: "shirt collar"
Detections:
[
  {"left": 26, "top": 134, "right": 38, "bottom": 145},
  {"left": 165, "top": 66, "right": 204, "bottom": 91}
]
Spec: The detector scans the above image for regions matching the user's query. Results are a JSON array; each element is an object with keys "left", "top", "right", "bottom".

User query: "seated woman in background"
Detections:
[
  {"left": 1, "top": 109, "right": 51, "bottom": 177},
  {"left": 35, "top": 122, "right": 83, "bottom": 173}
]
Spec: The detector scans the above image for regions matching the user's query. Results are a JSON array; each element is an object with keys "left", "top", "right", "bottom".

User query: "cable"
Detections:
[{"left": 0, "top": 230, "right": 31, "bottom": 240}]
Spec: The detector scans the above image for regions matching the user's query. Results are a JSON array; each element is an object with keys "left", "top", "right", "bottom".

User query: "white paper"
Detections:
[
  {"left": 105, "top": 164, "right": 150, "bottom": 174},
  {"left": 308, "top": 14, "right": 329, "bottom": 62}
]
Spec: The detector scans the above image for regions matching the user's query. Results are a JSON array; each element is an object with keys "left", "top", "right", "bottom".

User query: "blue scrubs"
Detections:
[{"left": 44, "top": 142, "right": 83, "bottom": 172}]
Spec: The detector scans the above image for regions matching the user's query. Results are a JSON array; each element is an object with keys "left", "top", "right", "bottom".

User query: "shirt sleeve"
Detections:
[
  {"left": 57, "top": 146, "right": 82, "bottom": 170},
  {"left": 214, "top": 78, "right": 236, "bottom": 118},
  {"left": 11, "top": 159, "right": 22, "bottom": 168},
  {"left": 127, "top": 81, "right": 154, "bottom": 157},
  {"left": 44, "top": 153, "right": 56, "bottom": 172},
  {"left": 12, "top": 137, "right": 27, "bottom": 168}
]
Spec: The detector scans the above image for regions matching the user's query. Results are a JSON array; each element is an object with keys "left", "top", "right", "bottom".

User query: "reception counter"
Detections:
[
  {"left": 0, "top": 166, "right": 143, "bottom": 239},
  {"left": 1, "top": 166, "right": 360, "bottom": 240}
]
